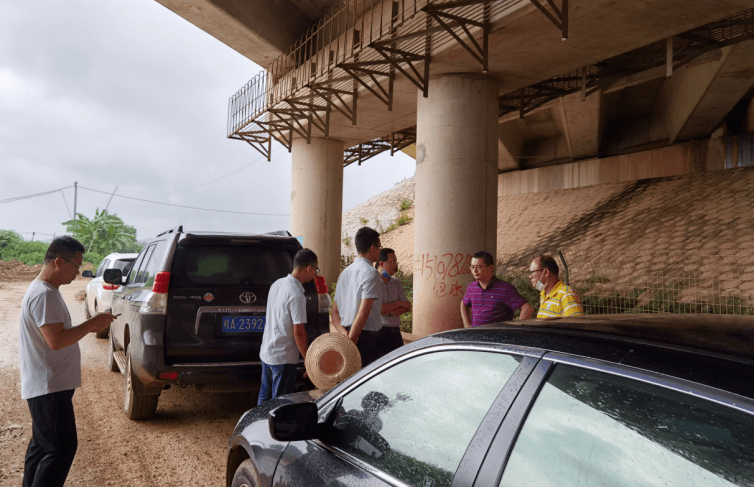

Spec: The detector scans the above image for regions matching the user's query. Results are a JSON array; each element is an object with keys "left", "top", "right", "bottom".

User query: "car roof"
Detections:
[
  {"left": 103, "top": 252, "right": 138, "bottom": 260},
  {"left": 419, "top": 314, "right": 754, "bottom": 400}
]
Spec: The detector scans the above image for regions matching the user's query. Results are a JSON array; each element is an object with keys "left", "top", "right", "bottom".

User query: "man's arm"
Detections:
[
  {"left": 330, "top": 300, "right": 348, "bottom": 336},
  {"left": 349, "top": 298, "right": 375, "bottom": 343},
  {"left": 39, "top": 313, "right": 114, "bottom": 351},
  {"left": 460, "top": 300, "right": 472, "bottom": 328},
  {"left": 519, "top": 302, "right": 534, "bottom": 320},
  {"left": 381, "top": 301, "right": 411, "bottom": 316},
  {"left": 293, "top": 323, "right": 308, "bottom": 358}
]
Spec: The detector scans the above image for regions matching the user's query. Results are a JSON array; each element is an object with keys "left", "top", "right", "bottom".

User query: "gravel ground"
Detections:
[{"left": 0, "top": 276, "right": 258, "bottom": 486}]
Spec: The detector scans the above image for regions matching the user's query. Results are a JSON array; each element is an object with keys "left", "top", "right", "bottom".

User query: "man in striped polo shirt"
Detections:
[
  {"left": 461, "top": 251, "right": 533, "bottom": 327},
  {"left": 530, "top": 255, "right": 584, "bottom": 318}
]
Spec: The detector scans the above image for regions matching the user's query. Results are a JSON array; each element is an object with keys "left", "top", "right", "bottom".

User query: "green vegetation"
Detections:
[
  {"left": 342, "top": 236, "right": 351, "bottom": 245},
  {"left": 360, "top": 217, "right": 369, "bottom": 225},
  {"left": 63, "top": 208, "right": 141, "bottom": 255},
  {"left": 395, "top": 268, "right": 413, "bottom": 333},
  {"left": 382, "top": 214, "right": 413, "bottom": 234},
  {"left": 0, "top": 210, "right": 142, "bottom": 268},
  {"left": 398, "top": 198, "right": 413, "bottom": 211}
]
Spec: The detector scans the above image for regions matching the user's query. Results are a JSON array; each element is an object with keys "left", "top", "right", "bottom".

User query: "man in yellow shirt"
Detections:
[{"left": 529, "top": 255, "right": 584, "bottom": 318}]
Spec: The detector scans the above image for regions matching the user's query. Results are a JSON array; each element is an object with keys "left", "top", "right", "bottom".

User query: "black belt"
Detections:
[{"left": 380, "top": 326, "right": 402, "bottom": 333}]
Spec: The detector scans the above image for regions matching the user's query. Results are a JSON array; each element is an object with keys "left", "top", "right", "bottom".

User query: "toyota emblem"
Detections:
[{"left": 239, "top": 292, "right": 256, "bottom": 304}]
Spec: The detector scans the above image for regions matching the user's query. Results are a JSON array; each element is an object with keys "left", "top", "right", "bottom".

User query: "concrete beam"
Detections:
[
  {"left": 155, "top": 0, "right": 316, "bottom": 66},
  {"left": 560, "top": 90, "right": 604, "bottom": 160},
  {"left": 655, "top": 40, "right": 754, "bottom": 145},
  {"left": 498, "top": 120, "right": 524, "bottom": 172}
]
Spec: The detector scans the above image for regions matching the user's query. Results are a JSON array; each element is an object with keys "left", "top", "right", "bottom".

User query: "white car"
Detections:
[{"left": 82, "top": 252, "right": 137, "bottom": 338}]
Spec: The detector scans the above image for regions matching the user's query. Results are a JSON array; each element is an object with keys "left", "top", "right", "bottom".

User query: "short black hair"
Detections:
[
  {"left": 293, "top": 248, "right": 318, "bottom": 269},
  {"left": 536, "top": 255, "right": 559, "bottom": 276},
  {"left": 378, "top": 248, "right": 395, "bottom": 264},
  {"left": 44, "top": 236, "right": 85, "bottom": 263},
  {"left": 472, "top": 251, "right": 494, "bottom": 267},
  {"left": 355, "top": 227, "right": 380, "bottom": 255}
]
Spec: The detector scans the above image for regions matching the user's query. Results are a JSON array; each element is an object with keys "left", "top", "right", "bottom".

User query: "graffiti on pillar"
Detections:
[{"left": 415, "top": 253, "right": 474, "bottom": 297}]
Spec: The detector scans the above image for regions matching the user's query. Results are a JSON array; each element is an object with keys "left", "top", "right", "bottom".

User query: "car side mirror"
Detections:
[
  {"left": 268, "top": 402, "right": 318, "bottom": 442},
  {"left": 103, "top": 268, "right": 123, "bottom": 285},
  {"left": 81, "top": 270, "right": 94, "bottom": 278}
]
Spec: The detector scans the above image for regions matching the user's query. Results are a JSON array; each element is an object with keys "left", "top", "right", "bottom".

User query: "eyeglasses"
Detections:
[
  {"left": 529, "top": 268, "right": 544, "bottom": 276},
  {"left": 315, "top": 268, "right": 320, "bottom": 275},
  {"left": 60, "top": 256, "right": 82, "bottom": 270}
]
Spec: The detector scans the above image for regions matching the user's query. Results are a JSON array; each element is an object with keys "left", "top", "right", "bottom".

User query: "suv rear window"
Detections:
[{"left": 170, "top": 243, "right": 295, "bottom": 287}]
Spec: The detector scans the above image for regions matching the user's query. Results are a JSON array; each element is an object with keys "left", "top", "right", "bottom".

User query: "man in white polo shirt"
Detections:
[
  {"left": 331, "top": 227, "right": 383, "bottom": 367},
  {"left": 19, "top": 236, "right": 114, "bottom": 487},
  {"left": 258, "top": 248, "right": 318, "bottom": 405}
]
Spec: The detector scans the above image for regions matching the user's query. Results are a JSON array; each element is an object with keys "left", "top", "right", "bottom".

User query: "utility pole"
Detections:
[
  {"left": 73, "top": 181, "right": 78, "bottom": 219},
  {"left": 31, "top": 232, "right": 35, "bottom": 242}
]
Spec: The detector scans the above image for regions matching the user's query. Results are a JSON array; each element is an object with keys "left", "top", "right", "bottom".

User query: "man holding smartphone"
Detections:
[{"left": 19, "top": 236, "right": 115, "bottom": 486}]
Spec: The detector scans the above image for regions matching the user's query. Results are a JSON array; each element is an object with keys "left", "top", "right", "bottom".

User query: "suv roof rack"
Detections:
[{"left": 156, "top": 225, "right": 183, "bottom": 237}]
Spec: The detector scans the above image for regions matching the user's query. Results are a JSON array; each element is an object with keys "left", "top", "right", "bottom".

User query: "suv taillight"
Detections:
[
  {"left": 102, "top": 283, "right": 118, "bottom": 290},
  {"left": 139, "top": 272, "right": 170, "bottom": 315},
  {"left": 152, "top": 272, "right": 170, "bottom": 293},
  {"left": 315, "top": 276, "right": 331, "bottom": 313}
]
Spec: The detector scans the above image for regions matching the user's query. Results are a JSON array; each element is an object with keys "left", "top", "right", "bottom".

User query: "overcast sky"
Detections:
[{"left": 0, "top": 0, "right": 416, "bottom": 243}]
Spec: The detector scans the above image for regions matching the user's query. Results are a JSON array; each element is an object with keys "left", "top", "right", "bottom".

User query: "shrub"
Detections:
[{"left": 399, "top": 199, "right": 413, "bottom": 211}]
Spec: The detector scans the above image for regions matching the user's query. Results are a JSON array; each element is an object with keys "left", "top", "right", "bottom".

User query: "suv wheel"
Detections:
[
  {"left": 108, "top": 333, "right": 120, "bottom": 373},
  {"left": 231, "top": 459, "right": 261, "bottom": 487},
  {"left": 124, "top": 348, "right": 159, "bottom": 420}
]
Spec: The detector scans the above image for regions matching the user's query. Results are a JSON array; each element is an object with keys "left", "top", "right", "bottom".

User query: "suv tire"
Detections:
[
  {"left": 231, "top": 459, "right": 261, "bottom": 487},
  {"left": 124, "top": 348, "right": 159, "bottom": 420}
]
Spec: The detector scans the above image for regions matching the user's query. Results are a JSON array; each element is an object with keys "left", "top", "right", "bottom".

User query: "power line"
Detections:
[
  {"left": 60, "top": 190, "right": 73, "bottom": 219},
  {"left": 78, "top": 186, "right": 289, "bottom": 216},
  {"left": 134, "top": 149, "right": 277, "bottom": 196},
  {"left": 0, "top": 186, "right": 74, "bottom": 204}
]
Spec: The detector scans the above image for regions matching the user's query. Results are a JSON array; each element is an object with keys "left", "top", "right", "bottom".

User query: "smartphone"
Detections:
[{"left": 112, "top": 313, "right": 121, "bottom": 318}]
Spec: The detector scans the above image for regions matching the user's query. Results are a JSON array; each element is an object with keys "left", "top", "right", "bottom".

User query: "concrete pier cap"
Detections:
[
  {"left": 290, "top": 137, "right": 345, "bottom": 290},
  {"left": 413, "top": 72, "right": 500, "bottom": 337}
]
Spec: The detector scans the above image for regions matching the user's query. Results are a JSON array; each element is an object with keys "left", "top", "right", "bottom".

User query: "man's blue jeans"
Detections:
[{"left": 257, "top": 361, "right": 298, "bottom": 406}]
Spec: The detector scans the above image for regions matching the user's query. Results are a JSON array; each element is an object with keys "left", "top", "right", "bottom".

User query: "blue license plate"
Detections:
[{"left": 221, "top": 316, "right": 265, "bottom": 333}]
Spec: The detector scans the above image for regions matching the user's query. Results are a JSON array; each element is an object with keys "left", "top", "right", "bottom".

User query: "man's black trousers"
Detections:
[{"left": 24, "top": 389, "right": 77, "bottom": 487}]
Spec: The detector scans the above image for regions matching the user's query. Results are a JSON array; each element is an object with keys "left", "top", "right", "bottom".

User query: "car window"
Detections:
[
  {"left": 500, "top": 364, "right": 754, "bottom": 486},
  {"left": 170, "top": 244, "right": 295, "bottom": 287},
  {"left": 96, "top": 259, "right": 110, "bottom": 278},
  {"left": 134, "top": 245, "right": 156, "bottom": 284},
  {"left": 140, "top": 241, "right": 166, "bottom": 288},
  {"left": 326, "top": 350, "right": 523, "bottom": 486},
  {"left": 113, "top": 258, "right": 135, "bottom": 273},
  {"left": 127, "top": 246, "right": 151, "bottom": 284}
]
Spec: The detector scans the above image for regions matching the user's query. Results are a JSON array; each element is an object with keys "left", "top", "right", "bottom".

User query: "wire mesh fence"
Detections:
[{"left": 496, "top": 249, "right": 754, "bottom": 316}]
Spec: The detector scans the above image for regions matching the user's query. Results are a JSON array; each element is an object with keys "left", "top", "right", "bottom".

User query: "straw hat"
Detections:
[{"left": 305, "top": 333, "right": 362, "bottom": 390}]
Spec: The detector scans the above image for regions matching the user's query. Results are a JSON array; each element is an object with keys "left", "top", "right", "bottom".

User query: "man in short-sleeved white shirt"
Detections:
[
  {"left": 332, "top": 227, "right": 383, "bottom": 367},
  {"left": 257, "top": 248, "right": 318, "bottom": 405},
  {"left": 19, "top": 237, "right": 113, "bottom": 487}
]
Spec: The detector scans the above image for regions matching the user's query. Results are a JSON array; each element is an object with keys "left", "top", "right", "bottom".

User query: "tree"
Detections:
[{"left": 62, "top": 209, "right": 139, "bottom": 255}]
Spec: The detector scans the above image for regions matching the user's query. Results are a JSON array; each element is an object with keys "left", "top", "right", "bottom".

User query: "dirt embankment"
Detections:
[{"left": 0, "top": 268, "right": 256, "bottom": 487}]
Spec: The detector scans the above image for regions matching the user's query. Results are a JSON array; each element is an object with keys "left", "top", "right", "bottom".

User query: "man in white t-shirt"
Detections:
[
  {"left": 257, "top": 248, "right": 318, "bottom": 405},
  {"left": 331, "top": 226, "right": 383, "bottom": 367},
  {"left": 19, "top": 236, "right": 114, "bottom": 487}
]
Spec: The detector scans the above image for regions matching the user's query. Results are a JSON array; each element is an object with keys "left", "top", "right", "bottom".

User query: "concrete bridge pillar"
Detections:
[
  {"left": 290, "top": 137, "right": 345, "bottom": 289},
  {"left": 413, "top": 73, "right": 500, "bottom": 336}
]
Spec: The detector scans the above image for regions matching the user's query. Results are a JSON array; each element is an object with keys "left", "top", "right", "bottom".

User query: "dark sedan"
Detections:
[{"left": 226, "top": 314, "right": 754, "bottom": 486}]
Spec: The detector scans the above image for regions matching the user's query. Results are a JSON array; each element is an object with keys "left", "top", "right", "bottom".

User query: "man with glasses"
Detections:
[
  {"left": 19, "top": 236, "right": 114, "bottom": 486},
  {"left": 530, "top": 255, "right": 583, "bottom": 318},
  {"left": 375, "top": 248, "right": 411, "bottom": 356},
  {"left": 331, "top": 227, "right": 383, "bottom": 367},
  {"left": 461, "top": 251, "right": 533, "bottom": 327},
  {"left": 258, "top": 248, "right": 319, "bottom": 405}
]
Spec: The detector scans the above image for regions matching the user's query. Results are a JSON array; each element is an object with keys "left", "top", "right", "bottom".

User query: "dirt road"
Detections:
[{"left": 0, "top": 277, "right": 257, "bottom": 486}]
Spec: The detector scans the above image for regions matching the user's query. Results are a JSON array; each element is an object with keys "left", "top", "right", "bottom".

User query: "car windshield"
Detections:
[{"left": 170, "top": 243, "right": 295, "bottom": 287}]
